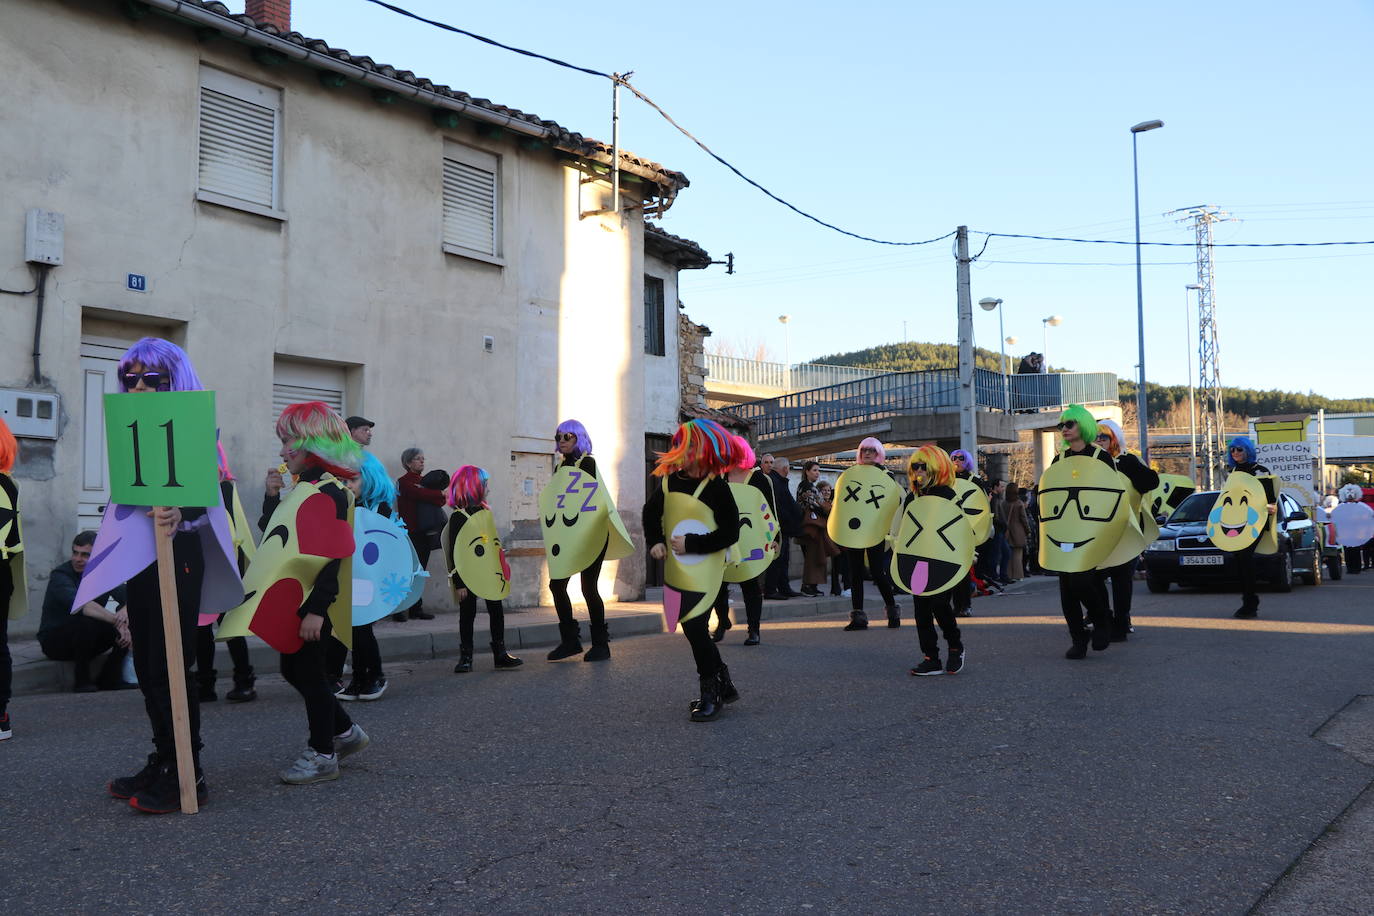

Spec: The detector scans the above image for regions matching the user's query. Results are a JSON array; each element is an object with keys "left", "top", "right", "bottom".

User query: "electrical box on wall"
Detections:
[
  {"left": 0, "top": 389, "right": 60, "bottom": 439},
  {"left": 24, "top": 208, "right": 64, "bottom": 265}
]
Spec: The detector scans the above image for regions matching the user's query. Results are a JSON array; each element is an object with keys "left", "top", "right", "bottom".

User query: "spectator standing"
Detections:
[
  {"left": 395, "top": 447, "right": 444, "bottom": 621},
  {"left": 987, "top": 480, "right": 1012, "bottom": 584},
  {"left": 1004, "top": 484, "right": 1029, "bottom": 581},
  {"left": 796, "top": 461, "right": 828, "bottom": 597},
  {"left": 764, "top": 457, "right": 802, "bottom": 599},
  {"left": 38, "top": 531, "right": 132, "bottom": 692}
]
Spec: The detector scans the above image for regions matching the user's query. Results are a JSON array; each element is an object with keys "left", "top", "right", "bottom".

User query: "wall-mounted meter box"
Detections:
[
  {"left": 25, "top": 208, "right": 64, "bottom": 265},
  {"left": 0, "top": 389, "right": 60, "bottom": 439}
]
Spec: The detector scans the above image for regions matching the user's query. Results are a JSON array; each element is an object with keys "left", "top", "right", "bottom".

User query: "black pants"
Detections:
[
  {"left": 766, "top": 537, "right": 793, "bottom": 594},
  {"left": 1346, "top": 546, "right": 1365, "bottom": 573},
  {"left": 714, "top": 575, "right": 763, "bottom": 632},
  {"left": 1100, "top": 560, "right": 1137, "bottom": 634},
  {"left": 406, "top": 531, "right": 436, "bottom": 612},
  {"left": 280, "top": 619, "right": 353, "bottom": 755},
  {"left": 830, "top": 554, "right": 851, "bottom": 594},
  {"left": 681, "top": 610, "right": 722, "bottom": 678},
  {"left": 1058, "top": 570, "right": 1110, "bottom": 642},
  {"left": 951, "top": 570, "right": 972, "bottom": 613},
  {"left": 126, "top": 548, "right": 205, "bottom": 759},
  {"left": 913, "top": 591, "right": 962, "bottom": 659},
  {"left": 324, "top": 624, "right": 384, "bottom": 682},
  {"left": 1236, "top": 541, "right": 1261, "bottom": 610},
  {"left": 550, "top": 550, "right": 606, "bottom": 631},
  {"left": 845, "top": 545, "right": 896, "bottom": 611},
  {"left": 40, "top": 616, "right": 124, "bottom": 685},
  {"left": 194, "top": 620, "right": 251, "bottom": 682},
  {"left": 458, "top": 592, "right": 506, "bottom": 648},
  {"left": 0, "top": 597, "right": 10, "bottom": 715}
]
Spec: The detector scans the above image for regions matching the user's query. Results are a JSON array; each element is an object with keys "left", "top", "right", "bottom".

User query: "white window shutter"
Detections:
[
  {"left": 272, "top": 383, "right": 345, "bottom": 426},
  {"left": 443, "top": 157, "right": 498, "bottom": 256},
  {"left": 198, "top": 68, "right": 279, "bottom": 209}
]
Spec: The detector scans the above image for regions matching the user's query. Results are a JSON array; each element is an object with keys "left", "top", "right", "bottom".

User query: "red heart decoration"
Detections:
[
  {"left": 250, "top": 578, "right": 306, "bottom": 654},
  {"left": 297, "top": 493, "right": 354, "bottom": 558}
]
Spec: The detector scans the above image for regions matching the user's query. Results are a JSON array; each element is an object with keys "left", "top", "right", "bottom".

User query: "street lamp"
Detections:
[
  {"left": 1131, "top": 118, "right": 1164, "bottom": 463},
  {"left": 1185, "top": 283, "right": 1201, "bottom": 479},
  {"left": 778, "top": 314, "right": 791, "bottom": 390},
  {"left": 979, "top": 297, "right": 1008, "bottom": 410},
  {"left": 1041, "top": 315, "right": 1063, "bottom": 366}
]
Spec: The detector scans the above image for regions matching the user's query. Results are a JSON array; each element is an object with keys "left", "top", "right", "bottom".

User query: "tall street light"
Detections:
[
  {"left": 1185, "top": 283, "right": 1202, "bottom": 479},
  {"left": 1041, "top": 314, "right": 1063, "bottom": 366},
  {"left": 1131, "top": 118, "right": 1164, "bottom": 463},
  {"left": 979, "top": 297, "right": 1008, "bottom": 410},
  {"left": 778, "top": 314, "right": 792, "bottom": 390}
]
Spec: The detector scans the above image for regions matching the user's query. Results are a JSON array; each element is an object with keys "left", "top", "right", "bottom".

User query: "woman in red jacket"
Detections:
[{"left": 395, "top": 447, "right": 444, "bottom": 621}]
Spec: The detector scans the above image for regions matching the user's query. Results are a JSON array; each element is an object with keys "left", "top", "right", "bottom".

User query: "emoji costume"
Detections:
[
  {"left": 712, "top": 468, "right": 777, "bottom": 644},
  {"left": 828, "top": 461, "right": 904, "bottom": 629},
  {"left": 1217, "top": 437, "right": 1273, "bottom": 617},
  {"left": 0, "top": 471, "right": 25, "bottom": 725},
  {"left": 1094, "top": 421, "right": 1160, "bottom": 641},
  {"left": 193, "top": 479, "right": 259, "bottom": 703},
  {"left": 951, "top": 470, "right": 991, "bottom": 615},
  {"left": 443, "top": 501, "right": 522, "bottom": 671}
]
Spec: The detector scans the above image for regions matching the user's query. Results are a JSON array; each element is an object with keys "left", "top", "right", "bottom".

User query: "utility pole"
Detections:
[
  {"left": 956, "top": 226, "right": 976, "bottom": 458},
  {"left": 1170, "top": 205, "right": 1233, "bottom": 487}
]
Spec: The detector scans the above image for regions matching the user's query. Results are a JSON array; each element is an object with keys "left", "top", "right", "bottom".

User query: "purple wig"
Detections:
[
  {"left": 555, "top": 419, "right": 592, "bottom": 458},
  {"left": 950, "top": 449, "right": 975, "bottom": 471},
  {"left": 118, "top": 337, "right": 205, "bottom": 392}
]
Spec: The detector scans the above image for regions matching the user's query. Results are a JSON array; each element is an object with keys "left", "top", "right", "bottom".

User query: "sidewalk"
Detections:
[{"left": 8, "top": 576, "right": 1052, "bottom": 696}]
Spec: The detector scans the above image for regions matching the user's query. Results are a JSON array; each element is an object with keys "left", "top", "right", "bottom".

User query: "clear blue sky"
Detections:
[{"left": 292, "top": 0, "right": 1373, "bottom": 400}]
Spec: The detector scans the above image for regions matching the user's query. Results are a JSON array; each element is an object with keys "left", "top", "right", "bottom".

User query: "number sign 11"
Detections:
[{"left": 103, "top": 391, "right": 221, "bottom": 508}]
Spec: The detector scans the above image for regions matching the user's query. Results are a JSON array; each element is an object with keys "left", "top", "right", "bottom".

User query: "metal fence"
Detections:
[
  {"left": 731, "top": 369, "right": 1119, "bottom": 440},
  {"left": 705, "top": 355, "right": 887, "bottom": 391}
]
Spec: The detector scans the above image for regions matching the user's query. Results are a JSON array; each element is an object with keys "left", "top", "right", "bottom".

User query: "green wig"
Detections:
[{"left": 1058, "top": 404, "right": 1098, "bottom": 449}]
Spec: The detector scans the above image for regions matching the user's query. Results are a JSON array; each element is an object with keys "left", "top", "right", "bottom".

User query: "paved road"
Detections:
[{"left": 4, "top": 574, "right": 1374, "bottom": 914}]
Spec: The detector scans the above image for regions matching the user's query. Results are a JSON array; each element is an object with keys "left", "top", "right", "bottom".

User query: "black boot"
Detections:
[
  {"left": 491, "top": 641, "right": 523, "bottom": 669},
  {"left": 225, "top": 667, "right": 257, "bottom": 703},
  {"left": 689, "top": 672, "right": 723, "bottom": 722},
  {"left": 743, "top": 628, "right": 760, "bottom": 646},
  {"left": 886, "top": 605, "right": 902, "bottom": 628},
  {"left": 717, "top": 664, "right": 740, "bottom": 705},
  {"left": 843, "top": 610, "right": 869, "bottom": 631},
  {"left": 546, "top": 621, "right": 584, "bottom": 661},
  {"left": 197, "top": 669, "right": 218, "bottom": 703},
  {"left": 1065, "top": 636, "right": 1089, "bottom": 660},
  {"left": 583, "top": 624, "right": 611, "bottom": 662},
  {"left": 453, "top": 646, "right": 473, "bottom": 673},
  {"left": 711, "top": 609, "right": 733, "bottom": 642}
]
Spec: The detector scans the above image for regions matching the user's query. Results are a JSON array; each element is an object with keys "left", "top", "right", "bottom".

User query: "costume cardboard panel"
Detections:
[
  {"left": 1207, "top": 472, "right": 1272, "bottom": 553},
  {"left": 951, "top": 477, "right": 993, "bottom": 544},
  {"left": 0, "top": 478, "right": 28, "bottom": 621},
  {"left": 1037, "top": 454, "right": 1129, "bottom": 573},
  {"left": 218, "top": 478, "right": 354, "bottom": 654},
  {"left": 724, "top": 482, "right": 779, "bottom": 583},
  {"left": 828, "top": 464, "right": 904, "bottom": 550},
  {"left": 890, "top": 494, "right": 974, "bottom": 596},
  {"left": 447, "top": 507, "right": 512, "bottom": 601},
  {"left": 1099, "top": 473, "right": 1151, "bottom": 570},
  {"left": 352, "top": 507, "right": 429, "bottom": 626},
  {"left": 1148, "top": 474, "right": 1195, "bottom": 521},
  {"left": 200, "top": 480, "right": 258, "bottom": 626},
  {"left": 661, "top": 478, "right": 726, "bottom": 632},
  {"left": 74, "top": 502, "right": 243, "bottom": 618},
  {"left": 538, "top": 462, "right": 634, "bottom": 579},
  {"left": 1329, "top": 502, "right": 1374, "bottom": 547}
]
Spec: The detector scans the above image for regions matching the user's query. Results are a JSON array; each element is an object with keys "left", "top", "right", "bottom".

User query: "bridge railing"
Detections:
[
  {"left": 731, "top": 369, "right": 1119, "bottom": 440},
  {"left": 705, "top": 355, "right": 887, "bottom": 391}
]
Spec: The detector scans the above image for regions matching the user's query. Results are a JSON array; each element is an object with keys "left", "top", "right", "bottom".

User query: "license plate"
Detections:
[{"left": 1181, "top": 555, "right": 1225, "bottom": 566}]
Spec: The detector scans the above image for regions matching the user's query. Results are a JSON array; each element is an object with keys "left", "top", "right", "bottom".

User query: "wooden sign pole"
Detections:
[{"left": 154, "top": 509, "right": 198, "bottom": 815}]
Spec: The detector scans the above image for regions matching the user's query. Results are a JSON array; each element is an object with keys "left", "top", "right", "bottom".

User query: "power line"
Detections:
[{"left": 973, "top": 231, "right": 1374, "bottom": 248}]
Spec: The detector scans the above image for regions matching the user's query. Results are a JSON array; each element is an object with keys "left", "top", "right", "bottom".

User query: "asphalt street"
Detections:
[{"left": 4, "top": 574, "right": 1374, "bottom": 915}]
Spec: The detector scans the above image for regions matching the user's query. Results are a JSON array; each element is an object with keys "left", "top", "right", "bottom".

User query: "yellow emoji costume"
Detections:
[
  {"left": 724, "top": 481, "right": 780, "bottom": 583},
  {"left": 828, "top": 464, "right": 904, "bottom": 550},
  {"left": 538, "top": 457, "right": 634, "bottom": 580},
  {"left": 445, "top": 506, "right": 512, "bottom": 602},
  {"left": 1037, "top": 451, "right": 1129, "bottom": 574},
  {"left": 951, "top": 477, "right": 993, "bottom": 544},
  {"left": 0, "top": 474, "right": 28, "bottom": 621},
  {"left": 661, "top": 477, "right": 728, "bottom": 628},
  {"left": 890, "top": 493, "right": 974, "bottom": 596},
  {"left": 1207, "top": 472, "right": 1274, "bottom": 553}
]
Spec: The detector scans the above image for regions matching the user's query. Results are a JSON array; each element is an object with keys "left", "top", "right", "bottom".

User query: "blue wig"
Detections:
[
  {"left": 1226, "top": 436, "right": 1257, "bottom": 468},
  {"left": 358, "top": 452, "right": 398, "bottom": 511},
  {"left": 555, "top": 419, "right": 592, "bottom": 458},
  {"left": 118, "top": 337, "right": 205, "bottom": 392}
]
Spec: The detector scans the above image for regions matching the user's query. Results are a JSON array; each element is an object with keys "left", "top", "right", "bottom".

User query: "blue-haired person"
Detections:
[{"left": 1225, "top": 436, "right": 1274, "bottom": 619}]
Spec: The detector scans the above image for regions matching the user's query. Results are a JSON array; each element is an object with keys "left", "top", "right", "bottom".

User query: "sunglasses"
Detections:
[
  {"left": 555, "top": 432, "right": 577, "bottom": 443},
  {"left": 909, "top": 463, "right": 928, "bottom": 472},
  {"left": 1057, "top": 421, "right": 1076, "bottom": 431},
  {"left": 122, "top": 371, "right": 169, "bottom": 391}
]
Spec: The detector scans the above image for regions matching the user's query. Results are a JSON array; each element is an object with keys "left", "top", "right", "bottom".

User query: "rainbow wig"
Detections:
[
  {"left": 358, "top": 452, "right": 398, "bottom": 511},
  {"left": 908, "top": 444, "right": 955, "bottom": 492},
  {"left": 652, "top": 419, "right": 737, "bottom": 478},
  {"left": 555, "top": 419, "right": 592, "bottom": 457},
  {"left": 1096, "top": 418, "right": 1124, "bottom": 457},
  {"left": 731, "top": 435, "right": 756, "bottom": 472},
  {"left": 0, "top": 416, "right": 15, "bottom": 473},
  {"left": 1058, "top": 404, "right": 1099, "bottom": 448},
  {"left": 447, "top": 465, "right": 490, "bottom": 509},
  {"left": 276, "top": 402, "right": 362, "bottom": 479},
  {"left": 1226, "top": 436, "right": 1257, "bottom": 467},
  {"left": 118, "top": 337, "right": 205, "bottom": 392},
  {"left": 857, "top": 436, "right": 887, "bottom": 465}
]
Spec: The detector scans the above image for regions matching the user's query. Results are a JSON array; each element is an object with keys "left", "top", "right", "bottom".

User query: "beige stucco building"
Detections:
[{"left": 0, "top": 0, "right": 713, "bottom": 632}]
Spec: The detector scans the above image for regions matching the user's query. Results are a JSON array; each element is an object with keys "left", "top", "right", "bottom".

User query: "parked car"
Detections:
[{"left": 1144, "top": 489, "right": 1321, "bottom": 593}]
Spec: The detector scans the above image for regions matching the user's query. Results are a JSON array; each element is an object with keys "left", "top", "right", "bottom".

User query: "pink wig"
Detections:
[
  {"left": 857, "top": 437, "right": 886, "bottom": 465},
  {"left": 447, "top": 465, "right": 490, "bottom": 509},
  {"left": 731, "top": 436, "right": 757, "bottom": 471}
]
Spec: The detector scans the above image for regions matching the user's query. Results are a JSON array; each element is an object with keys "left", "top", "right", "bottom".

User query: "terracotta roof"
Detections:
[
  {"left": 681, "top": 403, "right": 750, "bottom": 430},
  {"left": 644, "top": 223, "right": 712, "bottom": 269},
  {"left": 155, "top": 1, "right": 689, "bottom": 198}
]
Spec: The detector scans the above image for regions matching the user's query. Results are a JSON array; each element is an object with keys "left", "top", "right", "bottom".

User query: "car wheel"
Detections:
[
  {"left": 1327, "top": 556, "right": 1344, "bottom": 581},
  {"left": 1146, "top": 577, "right": 1170, "bottom": 594},
  {"left": 1272, "top": 550, "right": 1294, "bottom": 593},
  {"left": 1303, "top": 550, "right": 1322, "bottom": 587}
]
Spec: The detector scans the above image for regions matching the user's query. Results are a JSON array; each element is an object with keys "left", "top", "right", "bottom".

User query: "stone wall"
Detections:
[{"left": 679, "top": 313, "right": 711, "bottom": 413}]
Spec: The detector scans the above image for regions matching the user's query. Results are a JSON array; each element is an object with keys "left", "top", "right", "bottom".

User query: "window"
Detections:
[
  {"left": 442, "top": 141, "right": 501, "bottom": 261},
  {"left": 198, "top": 66, "right": 282, "bottom": 218},
  {"left": 272, "top": 359, "right": 346, "bottom": 430},
  {"left": 644, "top": 275, "right": 666, "bottom": 356}
]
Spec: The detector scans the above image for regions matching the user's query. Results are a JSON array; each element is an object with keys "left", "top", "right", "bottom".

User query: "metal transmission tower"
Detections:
[{"left": 1170, "top": 205, "right": 1233, "bottom": 487}]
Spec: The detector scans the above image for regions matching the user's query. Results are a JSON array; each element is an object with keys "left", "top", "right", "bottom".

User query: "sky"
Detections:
[{"left": 290, "top": 0, "right": 1374, "bottom": 400}]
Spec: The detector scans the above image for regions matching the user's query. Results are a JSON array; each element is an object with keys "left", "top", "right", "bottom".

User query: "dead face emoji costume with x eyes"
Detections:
[
  {"left": 827, "top": 464, "right": 904, "bottom": 549},
  {"left": 1207, "top": 472, "right": 1270, "bottom": 552},
  {"left": 951, "top": 476, "right": 993, "bottom": 543},
  {"left": 889, "top": 494, "right": 974, "bottom": 596},
  {"left": 538, "top": 461, "right": 634, "bottom": 580},
  {"left": 449, "top": 507, "right": 512, "bottom": 601},
  {"left": 1037, "top": 455, "right": 1128, "bottom": 573}
]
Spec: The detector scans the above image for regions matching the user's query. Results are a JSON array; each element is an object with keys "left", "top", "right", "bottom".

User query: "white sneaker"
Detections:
[
  {"left": 840, "top": 589, "right": 852, "bottom": 598},
  {"left": 333, "top": 724, "right": 371, "bottom": 761},
  {"left": 280, "top": 748, "right": 339, "bottom": 785}
]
